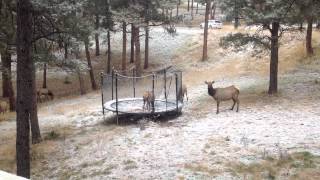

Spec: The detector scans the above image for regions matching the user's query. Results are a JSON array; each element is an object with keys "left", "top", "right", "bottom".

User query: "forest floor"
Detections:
[{"left": 1, "top": 25, "right": 320, "bottom": 179}]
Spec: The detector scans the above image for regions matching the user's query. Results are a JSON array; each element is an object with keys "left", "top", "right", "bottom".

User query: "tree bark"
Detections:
[
  {"left": 187, "top": 0, "right": 190, "bottom": 11},
  {"left": 202, "top": 0, "right": 210, "bottom": 61},
  {"left": 196, "top": 3, "right": 198, "bottom": 14},
  {"left": 130, "top": 24, "right": 135, "bottom": 63},
  {"left": 106, "top": 30, "right": 111, "bottom": 74},
  {"left": 134, "top": 26, "right": 142, "bottom": 76},
  {"left": 234, "top": 0, "right": 239, "bottom": 29},
  {"left": 191, "top": 0, "right": 194, "bottom": 20},
  {"left": 84, "top": 38, "right": 98, "bottom": 90},
  {"left": 2, "top": 50, "right": 10, "bottom": 98},
  {"left": 42, "top": 63, "right": 47, "bottom": 89},
  {"left": 31, "top": 71, "right": 41, "bottom": 144},
  {"left": 64, "top": 41, "right": 68, "bottom": 59},
  {"left": 208, "top": 0, "right": 212, "bottom": 19},
  {"left": 211, "top": 4, "right": 216, "bottom": 19},
  {"left": 75, "top": 52, "right": 86, "bottom": 95},
  {"left": 122, "top": 21, "right": 127, "bottom": 72},
  {"left": 268, "top": 22, "right": 279, "bottom": 94},
  {"left": 95, "top": 13, "right": 100, "bottom": 56},
  {"left": 16, "top": 0, "right": 33, "bottom": 177},
  {"left": 176, "top": 4, "right": 179, "bottom": 18},
  {"left": 1, "top": 49, "right": 16, "bottom": 111},
  {"left": 77, "top": 70, "right": 86, "bottom": 95},
  {"left": 306, "top": 17, "right": 314, "bottom": 56},
  {"left": 144, "top": 25, "right": 149, "bottom": 69}
]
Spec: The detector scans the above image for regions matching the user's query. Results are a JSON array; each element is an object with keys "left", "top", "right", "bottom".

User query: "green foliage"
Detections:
[
  {"left": 0, "top": 0, "right": 16, "bottom": 52},
  {"left": 220, "top": 33, "right": 270, "bottom": 51},
  {"left": 218, "top": 0, "right": 247, "bottom": 21}
]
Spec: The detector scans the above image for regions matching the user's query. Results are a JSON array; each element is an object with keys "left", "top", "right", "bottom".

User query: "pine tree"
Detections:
[{"left": 220, "top": 0, "right": 297, "bottom": 94}]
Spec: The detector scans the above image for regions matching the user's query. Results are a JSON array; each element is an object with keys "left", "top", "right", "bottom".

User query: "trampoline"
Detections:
[{"left": 101, "top": 67, "right": 184, "bottom": 123}]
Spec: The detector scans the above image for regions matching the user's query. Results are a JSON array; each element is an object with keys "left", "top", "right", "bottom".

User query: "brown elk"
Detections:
[
  {"left": 178, "top": 84, "right": 188, "bottom": 102},
  {"left": 37, "top": 88, "right": 54, "bottom": 102},
  {"left": 205, "top": 81, "right": 240, "bottom": 114},
  {"left": 143, "top": 91, "right": 155, "bottom": 111},
  {"left": 0, "top": 100, "right": 9, "bottom": 114}
]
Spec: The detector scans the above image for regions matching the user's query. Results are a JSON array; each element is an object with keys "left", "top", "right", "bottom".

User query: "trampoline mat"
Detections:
[{"left": 104, "top": 98, "right": 182, "bottom": 115}]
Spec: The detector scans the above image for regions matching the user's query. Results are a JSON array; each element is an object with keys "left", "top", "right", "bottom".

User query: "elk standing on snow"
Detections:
[
  {"left": 178, "top": 84, "right": 189, "bottom": 102},
  {"left": 0, "top": 100, "right": 9, "bottom": 114},
  {"left": 205, "top": 81, "right": 240, "bottom": 114},
  {"left": 37, "top": 88, "right": 54, "bottom": 102},
  {"left": 143, "top": 91, "right": 155, "bottom": 111}
]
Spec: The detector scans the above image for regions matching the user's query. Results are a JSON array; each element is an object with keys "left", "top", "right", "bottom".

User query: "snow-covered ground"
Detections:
[{"left": 22, "top": 64, "right": 320, "bottom": 179}]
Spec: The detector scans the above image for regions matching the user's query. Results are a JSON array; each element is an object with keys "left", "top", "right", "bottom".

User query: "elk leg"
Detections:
[
  {"left": 236, "top": 99, "right": 240, "bottom": 112},
  {"left": 231, "top": 99, "right": 236, "bottom": 110},
  {"left": 216, "top": 101, "right": 220, "bottom": 114}
]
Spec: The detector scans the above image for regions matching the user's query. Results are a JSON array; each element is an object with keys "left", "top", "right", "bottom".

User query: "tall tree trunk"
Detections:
[
  {"left": 75, "top": 52, "right": 86, "bottom": 95},
  {"left": 16, "top": 0, "right": 32, "bottom": 177},
  {"left": 64, "top": 41, "right": 68, "bottom": 59},
  {"left": 134, "top": 26, "right": 142, "bottom": 76},
  {"left": 234, "top": 0, "right": 239, "bottom": 29},
  {"left": 84, "top": 38, "right": 98, "bottom": 90},
  {"left": 144, "top": 25, "right": 149, "bottom": 69},
  {"left": 196, "top": 3, "right": 199, "bottom": 14},
  {"left": 1, "top": 49, "right": 15, "bottom": 111},
  {"left": 106, "top": 30, "right": 111, "bottom": 74},
  {"left": 191, "top": 0, "right": 194, "bottom": 20},
  {"left": 316, "top": 21, "right": 320, "bottom": 29},
  {"left": 42, "top": 63, "right": 47, "bottom": 89},
  {"left": 77, "top": 69, "right": 86, "bottom": 95},
  {"left": 299, "top": 22, "right": 303, "bottom": 32},
  {"left": 30, "top": 44, "right": 42, "bottom": 145},
  {"left": 122, "top": 21, "right": 127, "bottom": 72},
  {"left": 130, "top": 24, "right": 135, "bottom": 63},
  {"left": 166, "top": 9, "right": 169, "bottom": 21},
  {"left": 306, "top": 17, "right": 314, "bottom": 56},
  {"left": 2, "top": 51, "right": 10, "bottom": 98},
  {"left": 31, "top": 71, "right": 41, "bottom": 144},
  {"left": 211, "top": 4, "right": 216, "bottom": 19},
  {"left": 95, "top": 13, "right": 100, "bottom": 56},
  {"left": 202, "top": 0, "right": 210, "bottom": 61},
  {"left": 187, "top": 0, "right": 190, "bottom": 11},
  {"left": 268, "top": 22, "right": 279, "bottom": 94},
  {"left": 176, "top": 4, "right": 179, "bottom": 18},
  {"left": 144, "top": 1, "right": 150, "bottom": 69},
  {"left": 208, "top": 0, "right": 212, "bottom": 19}
]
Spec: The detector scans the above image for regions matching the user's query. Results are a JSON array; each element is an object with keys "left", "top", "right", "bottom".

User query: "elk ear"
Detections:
[
  {"left": 205, "top": 81, "right": 208, "bottom": 84},
  {"left": 212, "top": 81, "right": 215, "bottom": 84}
]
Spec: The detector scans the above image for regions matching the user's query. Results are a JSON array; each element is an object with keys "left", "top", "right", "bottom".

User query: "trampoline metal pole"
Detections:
[
  {"left": 152, "top": 74, "right": 155, "bottom": 113},
  {"left": 115, "top": 73, "right": 119, "bottom": 124},
  {"left": 164, "top": 69, "right": 167, "bottom": 110},
  {"left": 133, "top": 68, "right": 136, "bottom": 98},
  {"left": 100, "top": 72, "right": 105, "bottom": 115},
  {"left": 175, "top": 73, "right": 178, "bottom": 112},
  {"left": 111, "top": 70, "right": 114, "bottom": 100}
]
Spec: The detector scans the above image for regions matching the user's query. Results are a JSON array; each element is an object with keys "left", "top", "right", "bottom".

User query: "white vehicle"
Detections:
[{"left": 200, "top": 20, "right": 223, "bottom": 29}]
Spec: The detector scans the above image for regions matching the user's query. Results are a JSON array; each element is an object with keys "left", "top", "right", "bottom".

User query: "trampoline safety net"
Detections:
[{"left": 101, "top": 67, "right": 183, "bottom": 117}]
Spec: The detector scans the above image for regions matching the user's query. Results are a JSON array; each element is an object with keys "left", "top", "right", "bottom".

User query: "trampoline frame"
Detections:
[{"left": 101, "top": 67, "right": 183, "bottom": 123}]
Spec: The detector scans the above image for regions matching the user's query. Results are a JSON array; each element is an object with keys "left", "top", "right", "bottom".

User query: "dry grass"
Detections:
[
  {"left": 184, "top": 163, "right": 219, "bottom": 176},
  {"left": 229, "top": 152, "right": 320, "bottom": 179},
  {"left": 0, "top": 142, "right": 16, "bottom": 174},
  {"left": 176, "top": 27, "right": 320, "bottom": 89}
]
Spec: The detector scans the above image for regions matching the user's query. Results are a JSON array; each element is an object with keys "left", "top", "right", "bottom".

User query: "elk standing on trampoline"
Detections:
[{"left": 143, "top": 91, "right": 155, "bottom": 112}]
